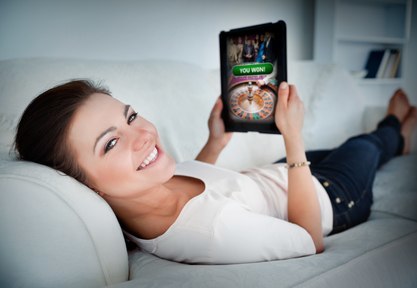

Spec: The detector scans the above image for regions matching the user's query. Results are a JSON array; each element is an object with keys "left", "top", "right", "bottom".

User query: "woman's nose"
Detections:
[
  {"left": 130, "top": 130, "right": 150, "bottom": 151},
  {"left": 132, "top": 135, "right": 144, "bottom": 151}
]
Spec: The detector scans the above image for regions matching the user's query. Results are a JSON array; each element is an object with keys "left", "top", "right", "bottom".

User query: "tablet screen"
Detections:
[
  {"left": 220, "top": 21, "right": 286, "bottom": 134},
  {"left": 226, "top": 31, "right": 278, "bottom": 124}
]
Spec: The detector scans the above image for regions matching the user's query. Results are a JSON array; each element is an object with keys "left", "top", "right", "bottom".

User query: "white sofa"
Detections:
[{"left": 0, "top": 58, "right": 416, "bottom": 288}]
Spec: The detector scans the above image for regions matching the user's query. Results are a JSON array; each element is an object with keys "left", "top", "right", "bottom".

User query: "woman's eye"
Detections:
[
  {"left": 128, "top": 112, "right": 138, "bottom": 124},
  {"left": 104, "top": 138, "right": 118, "bottom": 154}
]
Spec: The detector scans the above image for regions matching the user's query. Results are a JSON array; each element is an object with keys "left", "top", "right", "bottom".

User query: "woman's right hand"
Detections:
[
  {"left": 195, "top": 97, "right": 232, "bottom": 164},
  {"left": 274, "top": 82, "right": 304, "bottom": 140}
]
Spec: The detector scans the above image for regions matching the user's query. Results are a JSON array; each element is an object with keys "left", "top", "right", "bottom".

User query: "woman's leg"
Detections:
[
  {"left": 276, "top": 116, "right": 402, "bottom": 168},
  {"left": 312, "top": 116, "right": 403, "bottom": 233},
  {"left": 312, "top": 90, "right": 415, "bottom": 234}
]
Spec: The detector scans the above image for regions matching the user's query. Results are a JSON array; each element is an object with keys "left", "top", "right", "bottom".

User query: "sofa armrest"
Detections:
[{"left": 0, "top": 159, "right": 129, "bottom": 287}]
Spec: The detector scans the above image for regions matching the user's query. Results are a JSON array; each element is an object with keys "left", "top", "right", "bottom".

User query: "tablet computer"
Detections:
[{"left": 219, "top": 20, "right": 287, "bottom": 134}]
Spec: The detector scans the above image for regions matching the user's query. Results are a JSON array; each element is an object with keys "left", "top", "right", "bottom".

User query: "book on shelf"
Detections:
[
  {"left": 376, "top": 49, "right": 390, "bottom": 78},
  {"left": 385, "top": 49, "right": 401, "bottom": 78},
  {"left": 364, "top": 50, "right": 384, "bottom": 78},
  {"left": 364, "top": 49, "right": 400, "bottom": 79}
]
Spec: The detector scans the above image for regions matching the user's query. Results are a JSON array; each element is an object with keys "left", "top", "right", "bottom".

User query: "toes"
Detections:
[
  {"left": 400, "top": 106, "right": 417, "bottom": 155},
  {"left": 387, "top": 88, "right": 411, "bottom": 122},
  {"left": 407, "top": 107, "right": 417, "bottom": 122}
]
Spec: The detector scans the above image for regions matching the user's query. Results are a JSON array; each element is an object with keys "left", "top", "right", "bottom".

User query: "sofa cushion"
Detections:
[
  {"left": 0, "top": 159, "right": 128, "bottom": 287},
  {"left": 125, "top": 212, "right": 417, "bottom": 288},
  {"left": 372, "top": 153, "right": 417, "bottom": 221}
]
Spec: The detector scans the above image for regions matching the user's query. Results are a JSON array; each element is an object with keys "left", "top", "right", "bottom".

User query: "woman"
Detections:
[{"left": 14, "top": 80, "right": 416, "bottom": 264}]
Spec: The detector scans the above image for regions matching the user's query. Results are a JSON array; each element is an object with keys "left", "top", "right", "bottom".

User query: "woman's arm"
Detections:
[
  {"left": 195, "top": 97, "right": 233, "bottom": 164},
  {"left": 275, "top": 82, "right": 324, "bottom": 253}
]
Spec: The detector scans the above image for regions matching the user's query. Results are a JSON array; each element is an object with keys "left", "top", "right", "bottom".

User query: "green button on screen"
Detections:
[{"left": 232, "top": 63, "right": 273, "bottom": 76}]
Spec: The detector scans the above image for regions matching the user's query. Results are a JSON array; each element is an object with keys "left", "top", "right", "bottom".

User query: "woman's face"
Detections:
[{"left": 68, "top": 93, "right": 175, "bottom": 198}]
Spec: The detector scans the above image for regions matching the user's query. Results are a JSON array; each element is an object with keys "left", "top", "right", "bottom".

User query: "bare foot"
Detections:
[
  {"left": 401, "top": 107, "right": 417, "bottom": 154},
  {"left": 387, "top": 89, "right": 410, "bottom": 122}
]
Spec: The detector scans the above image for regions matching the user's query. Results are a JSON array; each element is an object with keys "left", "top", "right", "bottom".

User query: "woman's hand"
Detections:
[
  {"left": 195, "top": 97, "right": 233, "bottom": 164},
  {"left": 275, "top": 82, "right": 304, "bottom": 140},
  {"left": 207, "top": 97, "right": 233, "bottom": 149},
  {"left": 275, "top": 82, "right": 324, "bottom": 253}
]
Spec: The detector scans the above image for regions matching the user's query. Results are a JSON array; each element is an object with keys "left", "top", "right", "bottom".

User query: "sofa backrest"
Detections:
[
  {"left": 0, "top": 58, "right": 219, "bottom": 162},
  {"left": 0, "top": 58, "right": 365, "bottom": 167}
]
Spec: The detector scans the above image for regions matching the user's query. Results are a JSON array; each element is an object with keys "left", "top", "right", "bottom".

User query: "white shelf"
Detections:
[
  {"left": 357, "top": 78, "right": 404, "bottom": 85},
  {"left": 314, "top": 0, "right": 411, "bottom": 91},
  {"left": 344, "top": 0, "right": 408, "bottom": 5},
  {"left": 336, "top": 35, "right": 407, "bottom": 44}
]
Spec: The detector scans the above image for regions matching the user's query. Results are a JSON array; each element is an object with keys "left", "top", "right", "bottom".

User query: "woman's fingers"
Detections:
[
  {"left": 278, "top": 81, "right": 289, "bottom": 108},
  {"left": 210, "top": 97, "right": 223, "bottom": 119},
  {"left": 275, "top": 82, "right": 304, "bottom": 138}
]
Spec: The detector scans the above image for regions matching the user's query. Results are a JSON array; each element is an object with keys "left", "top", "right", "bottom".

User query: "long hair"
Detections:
[{"left": 14, "top": 79, "right": 111, "bottom": 183}]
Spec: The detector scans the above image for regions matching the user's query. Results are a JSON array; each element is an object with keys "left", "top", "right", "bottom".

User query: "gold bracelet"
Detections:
[{"left": 285, "top": 161, "right": 311, "bottom": 169}]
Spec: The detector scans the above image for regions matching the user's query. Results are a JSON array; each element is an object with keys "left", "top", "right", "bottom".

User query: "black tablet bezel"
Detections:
[{"left": 219, "top": 20, "right": 287, "bottom": 134}]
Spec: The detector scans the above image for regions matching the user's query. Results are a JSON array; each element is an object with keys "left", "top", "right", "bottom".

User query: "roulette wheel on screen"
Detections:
[{"left": 228, "top": 81, "right": 277, "bottom": 120}]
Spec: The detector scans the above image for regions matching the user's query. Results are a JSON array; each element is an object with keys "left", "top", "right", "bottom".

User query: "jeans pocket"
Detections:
[{"left": 317, "top": 176, "right": 363, "bottom": 234}]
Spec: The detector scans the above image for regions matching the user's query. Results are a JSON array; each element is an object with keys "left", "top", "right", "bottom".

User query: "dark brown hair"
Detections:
[{"left": 14, "top": 79, "right": 111, "bottom": 183}]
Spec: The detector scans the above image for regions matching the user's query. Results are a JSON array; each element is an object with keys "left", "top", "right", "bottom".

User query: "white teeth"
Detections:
[{"left": 138, "top": 147, "right": 158, "bottom": 170}]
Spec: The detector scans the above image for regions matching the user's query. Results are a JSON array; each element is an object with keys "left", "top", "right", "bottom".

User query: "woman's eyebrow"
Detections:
[{"left": 124, "top": 104, "right": 131, "bottom": 118}]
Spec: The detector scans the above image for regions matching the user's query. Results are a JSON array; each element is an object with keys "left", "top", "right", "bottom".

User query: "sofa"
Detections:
[{"left": 0, "top": 58, "right": 416, "bottom": 288}]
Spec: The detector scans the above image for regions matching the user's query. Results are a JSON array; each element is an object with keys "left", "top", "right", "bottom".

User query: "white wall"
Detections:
[
  {"left": 0, "top": 0, "right": 314, "bottom": 69},
  {"left": 404, "top": 0, "right": 417, "bottom": 101}
]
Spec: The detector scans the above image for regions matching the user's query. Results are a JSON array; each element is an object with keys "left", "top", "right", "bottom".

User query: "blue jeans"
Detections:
[{"left": 276, "top": 115, "right": 404, "bottom": 234}]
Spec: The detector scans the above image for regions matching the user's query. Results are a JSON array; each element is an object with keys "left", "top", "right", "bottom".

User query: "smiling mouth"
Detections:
[{"left": 137, "top": 147, "right": 158, "bottom": 171}]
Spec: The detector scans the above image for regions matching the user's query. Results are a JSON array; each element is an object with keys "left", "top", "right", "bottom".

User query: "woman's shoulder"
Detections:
[{"left": 175, "top": 160, "right": 242, "bottom": 183}]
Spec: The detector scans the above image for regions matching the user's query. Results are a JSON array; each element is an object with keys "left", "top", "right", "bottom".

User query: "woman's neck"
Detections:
[
  {"left": 105, "top": 182, "right": 180, "bottom": 220},
  {"left": 103, "top": 175, "right": 204, "bottom": 239}
]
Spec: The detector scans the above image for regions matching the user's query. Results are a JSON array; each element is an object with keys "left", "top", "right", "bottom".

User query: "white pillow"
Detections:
[{"left": 290, "top": 62, "right": 365, "bottom": 151}]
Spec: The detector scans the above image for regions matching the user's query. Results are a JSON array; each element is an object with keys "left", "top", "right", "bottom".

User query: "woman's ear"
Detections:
[
  {"left": 84, "top": 178, "right": 104, "bottom": 196},
  {"left": 90, "top": 186, "right": 104, "bottom": 197}
]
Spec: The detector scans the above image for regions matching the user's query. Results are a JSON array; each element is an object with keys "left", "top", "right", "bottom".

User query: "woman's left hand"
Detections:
[{"left": 275, "top": 82, "right": 304, "bottom": 140}]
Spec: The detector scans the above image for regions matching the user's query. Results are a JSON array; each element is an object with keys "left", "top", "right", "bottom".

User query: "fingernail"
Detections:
[{"left": 280, "top": 82, "right": 288, "bottom": 90}]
